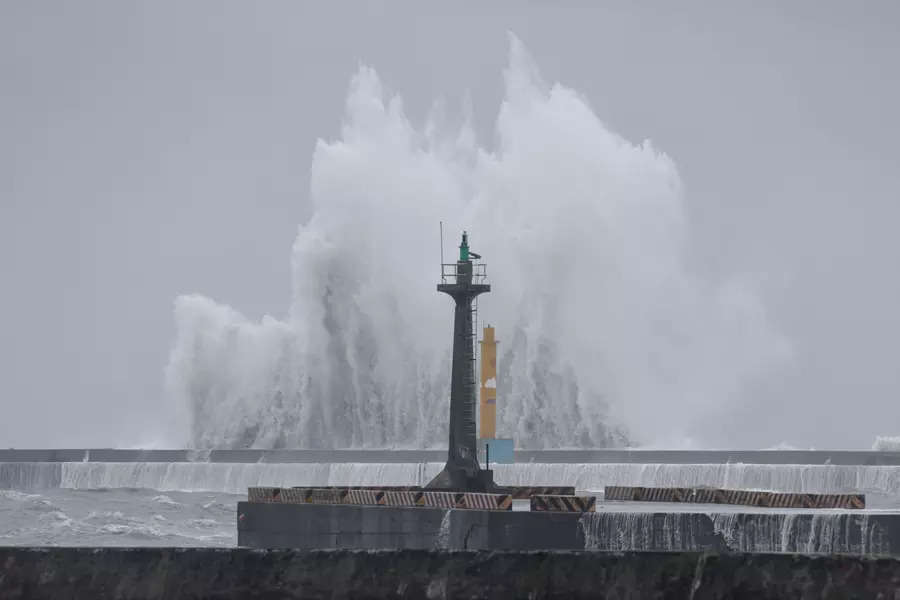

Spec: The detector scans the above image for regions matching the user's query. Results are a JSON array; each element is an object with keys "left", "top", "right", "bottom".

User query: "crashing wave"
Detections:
[{"left": 165, "top": 36, "right": 787, "bottom": 449}]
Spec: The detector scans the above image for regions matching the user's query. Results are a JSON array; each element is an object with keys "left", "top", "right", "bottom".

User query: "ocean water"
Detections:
[{"left": 0, "top": 488, "right": 238, "bottom": 547}]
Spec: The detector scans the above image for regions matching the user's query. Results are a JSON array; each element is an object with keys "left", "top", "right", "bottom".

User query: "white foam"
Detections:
[
  {"left": 165, "top": 35, "right": 787, "bottom": 450},
  {"left": 151, "top": 494, "right": 181, "bottom": 507}
]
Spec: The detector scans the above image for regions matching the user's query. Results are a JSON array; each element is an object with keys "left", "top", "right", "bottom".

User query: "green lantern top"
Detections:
[{"left": 459, "top": 231, "right": 469, "bottom": 261}]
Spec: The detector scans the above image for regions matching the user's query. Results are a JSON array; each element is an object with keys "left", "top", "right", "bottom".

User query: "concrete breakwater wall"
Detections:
[
  {"left": 237, "top": 502, "right": 900, "bottom": 555},
  {"left": 7, "top": 461, "right": 900, "bottom": 499},
  {"left": 3, "top": 548, "right": 900, "bottom": 599},
  {"left": 4, "top": 448, "right": 900, "bottom": 464}
]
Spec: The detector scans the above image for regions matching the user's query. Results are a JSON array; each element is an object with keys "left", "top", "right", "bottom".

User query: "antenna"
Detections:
[{"left": 439, "top": 221, "right": 445, "bottom": 282}]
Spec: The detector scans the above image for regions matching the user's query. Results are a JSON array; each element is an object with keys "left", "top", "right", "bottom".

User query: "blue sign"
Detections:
[{"left": 478, "top": 438, "right": 514, "bottom": 464}]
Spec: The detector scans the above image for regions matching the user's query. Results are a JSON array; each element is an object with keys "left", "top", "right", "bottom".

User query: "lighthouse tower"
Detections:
[{"left": 427, "top": 232, "right": 497, "bottom": 491}]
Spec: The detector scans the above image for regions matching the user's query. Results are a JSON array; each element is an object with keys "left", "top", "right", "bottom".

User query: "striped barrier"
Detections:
[
  {"left": 306, "top": 488, "right": 346, "bottom": 504},
  {"left": 291, "top": 486, "right": 421, "bottom": 491},
  {"left": 345, "top": 489, "right": 386, "bottom": 505},
  {"left": 248, "top": 487, "right": 317, "bottom": 503},
  {"left": 530, "top": 495, "right": 596, "bottom": 513},
  {"left": 250, "top": 487, "right": 418, "bottom": 503},
  {"left": 604, "top": 487, "right": 694, "bottom": 503},
  {"left": 249, "top": 487, "right": 348, "bottom": 504},
  {"left": 247, "top": 487, "right": 276, "bottom": 503},
  {"left": 384, "top": 490, "right": 425, "bottom": 507},
  {"left": 604, "top": 486, "right": 866, "bottom": 509},
  {"left": 461, "top": 493, "right": 513, "bottom": 511},
  {"left": 291, "top": 485, "right": 570, "bottom": 498},
  {"left": 385, "top": 491, "right": 512, "bottom": 511},
  {"left": 248, "top": 487, "right": 512, "bottom": 510},
  {"left": 252, "top": 486, "right": 570, "bottom": 501},
  {"left": 505, "top": 486, "right": 575, "bottom": 500},
  {"left": 421, "top": 491, "right": 459, "bottom": 509}
]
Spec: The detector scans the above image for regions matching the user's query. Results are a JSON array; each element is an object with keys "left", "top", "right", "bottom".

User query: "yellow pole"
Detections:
[{"left": 479, "top": 326, "right": 497, "bottom": 439}]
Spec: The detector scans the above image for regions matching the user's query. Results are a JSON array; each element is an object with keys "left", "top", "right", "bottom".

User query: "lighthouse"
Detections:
[{"left": 427, "top": 231, "right": 497, "bottom": 491}]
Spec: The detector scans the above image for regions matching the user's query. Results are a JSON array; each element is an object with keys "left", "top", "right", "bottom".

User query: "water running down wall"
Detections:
[
  {"left": 580, "top": 512, "right": 892, "bottom": 554},
  {"left": 5, "top": 462, "right": 900, "bottom": 497}
]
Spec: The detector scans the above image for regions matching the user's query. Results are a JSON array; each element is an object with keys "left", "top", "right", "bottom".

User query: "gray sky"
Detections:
[{"left": 2, "top": 1, "right": 899, "bottom": 448}]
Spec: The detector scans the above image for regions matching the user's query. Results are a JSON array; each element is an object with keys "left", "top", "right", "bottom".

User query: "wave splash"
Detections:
[{"left": 165, "top": 36, "right": 787, "bottom": 449}]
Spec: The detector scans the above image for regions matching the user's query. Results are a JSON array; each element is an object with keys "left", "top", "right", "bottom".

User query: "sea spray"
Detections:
[{"left": 165, "top": 35, "right": 787, "bottom": 450}]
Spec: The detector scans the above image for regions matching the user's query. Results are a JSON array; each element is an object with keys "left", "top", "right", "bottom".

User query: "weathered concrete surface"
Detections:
[
  {"left": 2, "top": 548, "right": 900, "bottom": 599},
  {"left": 5, "top": 448, "right": 900, "bottom": 464},
  {"left": 238, "top": 502, "right": 900, "bottom": 554},
  {"left": 237, "top": 502, "right": 587, "bottom": 550}
]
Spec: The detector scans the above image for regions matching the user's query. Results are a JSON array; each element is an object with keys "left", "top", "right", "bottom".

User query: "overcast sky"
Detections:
[{"left": 2, "top": 1, "right": 899, "bottom": 448}]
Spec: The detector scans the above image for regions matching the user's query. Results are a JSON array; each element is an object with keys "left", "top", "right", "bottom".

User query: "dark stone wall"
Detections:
[{"left": 2, "top": 548, "right": 900, "bottom": 599}]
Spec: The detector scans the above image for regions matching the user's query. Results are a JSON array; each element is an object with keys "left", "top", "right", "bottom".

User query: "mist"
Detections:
[
  {"left": 167, "top": 37, "right": 787, "bottom": 449},
  {"left": 2, "top": 2, "right": 899, "bottom": 449}
]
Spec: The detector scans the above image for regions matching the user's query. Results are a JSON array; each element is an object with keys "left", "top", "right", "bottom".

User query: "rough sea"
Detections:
[{"left": 0, "top": 488, "right": 239, "bottom": 547}]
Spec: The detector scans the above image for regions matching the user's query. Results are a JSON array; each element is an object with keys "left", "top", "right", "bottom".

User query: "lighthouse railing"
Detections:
[{"left": 441, "top": 262, "right": 487, "bottom": 284}]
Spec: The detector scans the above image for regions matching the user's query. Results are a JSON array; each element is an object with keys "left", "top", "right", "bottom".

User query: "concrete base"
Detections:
[
  {"left": 238, "top": 502, "right": 900, "bottom": 554},
  {"left": 425, "top": 465, "right": 498, "bottom": 492},
  {"left": 237, "top": 502, "right": 584, "bottom": 550}
]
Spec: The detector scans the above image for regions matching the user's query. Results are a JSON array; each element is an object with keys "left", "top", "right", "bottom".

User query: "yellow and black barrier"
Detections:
[
  {"left": 291, "top": 486, "right": 421, "bottom": 491},
  {"left": 345, "top": 489, "right": 387, "bottom": 505},
  {"left": 604, "top": 486, "right": 866, "bottom": 509},
  {"left": 248, "top": 487, "right": 512, "bottom": 510},
  {"left": 249, "top": 487, "right": 347, "bottom": 504},
  {"left": 504, "top": 486, "right": 576, "bottom": 500},
  {"left": 460, "top": 492, "right": 513, "bottom": 511},
  {"left": 529, "top": 495, "right": 596, "bottom": 513},
  {"left": 383, "top": 490, "right": 425, "bottom": 507},
  {"left": 604, "top": 486, "right": 694, "bottom": 503},
  {"left": 372, "top": 490, "right": 513, "bottom": 511}
]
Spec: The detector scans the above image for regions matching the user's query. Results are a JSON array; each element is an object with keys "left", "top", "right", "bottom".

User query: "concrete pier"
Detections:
[{"left": 237, "top": 501, "right": 900, "bottom": 554}]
